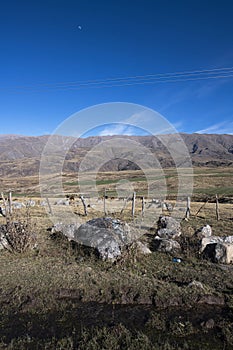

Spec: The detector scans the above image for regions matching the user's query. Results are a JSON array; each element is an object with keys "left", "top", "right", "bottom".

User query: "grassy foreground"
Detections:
[{"left": 0, "top": 198, "right": 233, "bottom": 349}]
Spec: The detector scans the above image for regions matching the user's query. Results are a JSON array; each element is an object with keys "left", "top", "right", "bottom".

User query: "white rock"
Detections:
[
  {"left": 134, "top": 241, "right": 152, "bottom": 255},
  {"left": 196, "top": 224, "right": 212, "bottom": 239}
]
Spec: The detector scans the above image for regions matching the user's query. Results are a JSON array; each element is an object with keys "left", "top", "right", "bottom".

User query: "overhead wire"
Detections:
[{"left": 2, "top": 66, "right": 233, "bottom": 93}]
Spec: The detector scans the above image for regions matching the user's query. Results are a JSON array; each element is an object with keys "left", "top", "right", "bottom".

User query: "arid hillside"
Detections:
[{"left": 0, "top": 133, "right": 232, "bottom": 177}]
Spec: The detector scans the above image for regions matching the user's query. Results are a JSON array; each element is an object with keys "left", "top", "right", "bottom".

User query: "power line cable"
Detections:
[{"left": 2, "top": 66, "right": 233, "bottom": 92}]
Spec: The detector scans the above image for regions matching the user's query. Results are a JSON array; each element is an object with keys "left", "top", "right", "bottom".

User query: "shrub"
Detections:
[{"left": 0, "top": 209, "right": 36, "bottom": 253}]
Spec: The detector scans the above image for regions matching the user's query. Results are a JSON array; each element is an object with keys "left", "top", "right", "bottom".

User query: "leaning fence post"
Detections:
[
  {"left": 80, "top": 195, "right": 87, "bottom": 216},
  {"left": 195, "top": 198, "right": 209, "bottom": 217},
  {"left": 132, "top": 192, "right": 136, "bottom": 218},
  {"left": 216, "top": 194, "right": 220, "bottom": 221},
  {"left": 46, "top": 197, "right": 53, "bottom": 215},
  {"left": 185, "top": 196, "right": 191, "bottom": 219}
]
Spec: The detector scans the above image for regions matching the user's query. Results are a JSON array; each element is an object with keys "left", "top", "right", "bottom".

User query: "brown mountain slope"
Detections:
[{"left": 0, "top": 133, "right": 232, "bottom": 177}]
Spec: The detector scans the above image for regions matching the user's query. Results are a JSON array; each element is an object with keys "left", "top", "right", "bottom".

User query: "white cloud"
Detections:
[
  {"left": 98, "top": 124, "right": 138, "bottom": 136},
  {"left": 196, "top": 120, "right": 233, "bottom": 134},
  {"left": 124, "top": 111, "right": 152, "bottom": 125},
  {"left": 123, "top": 111, "right": 182, "bottom": 135}
]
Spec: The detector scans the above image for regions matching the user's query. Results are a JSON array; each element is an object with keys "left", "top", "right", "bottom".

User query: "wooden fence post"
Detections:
[
  {"left": 132, "top": 192, "right": 136, "bottom": 218},
  {"left": 141, "top": 196, "right": 145, "bottom": 218},
  {"left": 46, "top": 197, "right": 53, "bottom": 215},
  {"left": 103, "top": 188, "right": 107, "bottom": 216},
  {"left": 216, "top": 194, "right": 220, "bottom": 221},
  {"left": 80, "top": 195, "right": 87, "bottom": 216},
  {"left": 185, "top": 196, "right": 191, "bottom": 219},
  {"left": 8, "top": 191, "right": 12, "bottom": 215}
]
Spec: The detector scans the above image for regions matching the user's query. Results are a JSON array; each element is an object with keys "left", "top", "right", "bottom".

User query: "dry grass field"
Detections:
[{"left": 0, "top": 166, "right": 232, "bottom": 349}]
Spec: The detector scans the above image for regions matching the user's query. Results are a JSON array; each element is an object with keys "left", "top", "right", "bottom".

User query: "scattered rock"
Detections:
[
  {"left": 51, "top": 222, "right": 81, "bottom": 240},
  {"left": 0, "top": 234, "right": 9, "bottom": 250},
  {"left": 200, "top": 236, "right": 224, "bottom": 253},
  {"left": 196, "top": 224, "right": 212, "bottom": 239},
  {"left": 165, "top": 202, "right": 173, "bottom": 212},
  {"left": 0, "top": 225, "right": 10, "bottom": 250},
  {"left": 188, "top": 280, "right": 204, "bottom": 289},
  {"left": 55, "top": 199, "right": 70, "bottom": 206},
  {"left": 12, "top": 202, "right": 26, "bottom": 209},
  {"left": 154, "top": 238, "right": 181, "bottom": 253},
  {"left": 73, "top": 217, "right": 132, "bottom": 260},
  {"left": 204, "top": 318, "right": 215, "bottom": 329},
  {"left": 0, "top": 206, "right": 5, "bottom": 217},
  {"left": 215, "top": 243, "right": 233, "bottom": 264},
  {"left": 201, "top": 318, "right": 215, "bottom": 329},
  {"left": 134, "top": 241, "right": 152, "bottom": 255},
  {"left": 157, "top": 216, "right": 181, "bottom": 239},
  {"left": 201, "top": 235, "right": 233, "bottom": 264},
  {"left": 25, "top": 200, "right": 35, "bottom": 207}
]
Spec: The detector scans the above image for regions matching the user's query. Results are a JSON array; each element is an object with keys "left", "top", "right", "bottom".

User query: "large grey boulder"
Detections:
[
  {"left": 74, "top": 217, "right": 131, "bottom": 260},
  {"left": 157, "top": 216, "right": 181, "bottom": 239},
  {"left": 154, "top": 238, "right": 181, "bottom": 253}
]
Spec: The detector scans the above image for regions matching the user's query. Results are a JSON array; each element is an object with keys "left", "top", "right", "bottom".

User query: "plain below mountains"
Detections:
[{"left": 0, "top": 133, "right": 232, "bottom": 177}]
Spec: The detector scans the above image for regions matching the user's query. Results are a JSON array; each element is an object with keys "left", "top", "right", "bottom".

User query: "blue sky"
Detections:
[{"left": 0, "top": 0, "right": 233, "bottom": 136}]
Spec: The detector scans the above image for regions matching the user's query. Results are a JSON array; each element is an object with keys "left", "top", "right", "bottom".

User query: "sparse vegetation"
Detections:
[{"left": 0, "top": 166, "right": 232, "bottom": 349}]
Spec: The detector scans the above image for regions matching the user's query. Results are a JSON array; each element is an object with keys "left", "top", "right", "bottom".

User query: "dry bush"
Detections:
[{"left": 0, "top": 208, "right": 37, "bottom": 253}]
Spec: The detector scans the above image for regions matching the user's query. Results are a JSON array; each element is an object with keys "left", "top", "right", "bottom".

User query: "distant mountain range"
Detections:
[{"left": 0, "top": 133, "right": 232, "bottom": 177}]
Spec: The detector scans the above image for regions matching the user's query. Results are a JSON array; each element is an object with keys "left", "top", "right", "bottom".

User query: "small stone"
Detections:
[
  {"left": 134, "top": 241, "right": 152, "bottom": 255},
  {"left": 196, "top": 225, "right": 212, "bottom": 239},
  {"left": 205, "top": 318, "right": 215, "bottom": 329},
  {"left": 188, "top": 280, "right": 204, "bottom": 289},
  {"left": 157, "top": 216, "right": 181, "bottom": 239},
  {"left": 155, "top": 238, "right": 181, "bottom": 253}
]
